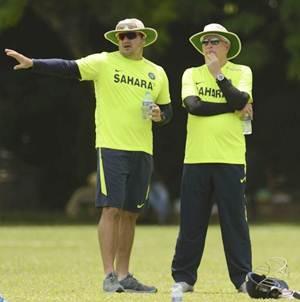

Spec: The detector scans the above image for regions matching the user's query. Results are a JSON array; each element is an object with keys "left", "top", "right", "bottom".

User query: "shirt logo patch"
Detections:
[{"left": 148, "top": 72, "right": 156, "bottom": 80}]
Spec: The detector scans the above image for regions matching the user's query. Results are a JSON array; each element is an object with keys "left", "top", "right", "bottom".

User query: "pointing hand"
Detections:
[{"left": 5, "top": 48, "right": 33, "bottom": 70}]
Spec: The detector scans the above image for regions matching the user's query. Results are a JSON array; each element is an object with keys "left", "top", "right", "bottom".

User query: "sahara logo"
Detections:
[{"left": 114, "top": 72, "right": 154, "bottom": 90}]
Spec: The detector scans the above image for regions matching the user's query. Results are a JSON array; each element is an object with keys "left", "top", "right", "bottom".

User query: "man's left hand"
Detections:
[{"left": 150, "top": 104, "right": 163, "bottom": 122}]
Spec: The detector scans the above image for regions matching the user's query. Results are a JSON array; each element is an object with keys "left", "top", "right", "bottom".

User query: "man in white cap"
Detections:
[
  {"left": 5, "top": 18, "right": 172, "bottom": 293},
  {"left": 171, "top": 23, "right": 253, "bottom": 294}
]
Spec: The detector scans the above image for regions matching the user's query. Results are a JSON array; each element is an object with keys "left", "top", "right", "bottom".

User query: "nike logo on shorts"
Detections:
[
  {"left": 137, "top": 203, "right": 145, "bottom": 209},
  {"left": 240, "top": 177, "right": 246, "bottom": 183}
]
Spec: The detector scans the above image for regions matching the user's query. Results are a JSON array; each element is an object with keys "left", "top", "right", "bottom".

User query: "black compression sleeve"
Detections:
[
  {"left": 183, "top": 96, "right": 234, "bottom": 116},
  {"left": 155, "top": 103, "right": 173, "bottom": 126},
  {"left": 216, "top": 77, "right": 249, "bottom": 110},
  {"left": 32, "top": 59, "right": 81, "bottom": 79}
]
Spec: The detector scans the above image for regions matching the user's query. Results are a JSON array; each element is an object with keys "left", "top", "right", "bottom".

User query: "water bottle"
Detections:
[
  {"left": 142, "top": 91, "right": 154, "bottom": 119},
  {"left": 241, "top": 113, "right": 252, "bottom": 135},
  {"left": 171, "top": 284, "right": 183, "bottom": 302}
]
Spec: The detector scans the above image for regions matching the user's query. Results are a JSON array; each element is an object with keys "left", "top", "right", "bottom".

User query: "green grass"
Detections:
[{"left": 0, "top": 223, "right": 299, "bottom": 301}]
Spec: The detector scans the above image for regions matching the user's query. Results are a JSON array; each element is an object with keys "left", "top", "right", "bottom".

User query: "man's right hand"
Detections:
[
  {"left": 5, "top": 49, "right": 33, "bottom": 70},
  {"left": 205, "top": 52, "right": 221, "bottom": 78}
]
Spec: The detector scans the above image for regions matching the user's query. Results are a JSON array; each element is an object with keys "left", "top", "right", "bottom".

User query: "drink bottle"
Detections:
[
  {"left": 241, "top": 113, "right": 252, "bottom": 135},
  {"left": 142, "top": 91, "right": 154, "bottom": 119}
]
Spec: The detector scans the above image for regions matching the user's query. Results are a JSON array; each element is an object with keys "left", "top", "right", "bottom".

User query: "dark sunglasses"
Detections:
[
  {"left": 201, "top": 38, "right": 221, "bottom": 46},
  {"left": 118, "top": 32, "right": 141, "bottom": 41}
]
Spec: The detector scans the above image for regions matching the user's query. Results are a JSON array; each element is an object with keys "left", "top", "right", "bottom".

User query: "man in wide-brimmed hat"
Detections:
[
  {"left": 171, "top": 23, "right": 253, "bottom": 295},
  {"left": 5, "top": 18, "right": 172, "bottom": 294}
]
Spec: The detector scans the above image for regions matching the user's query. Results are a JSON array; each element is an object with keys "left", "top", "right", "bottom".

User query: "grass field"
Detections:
[{"left": 0, "top": 223, "right": 299, "bottom": 301}]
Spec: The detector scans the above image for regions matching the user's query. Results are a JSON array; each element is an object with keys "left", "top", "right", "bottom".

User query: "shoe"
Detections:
[
  {"left": 103, "top": 272, "right": 124, "bottom": 293},
  {"left": 238, "top": 281, "right": 247, "bottom": 293},
  {"left": 173, "top": 281, "right": 194, "bottom": 292},
  {"left": 119, "top": 273, "right": 157, "bottom": 293}
]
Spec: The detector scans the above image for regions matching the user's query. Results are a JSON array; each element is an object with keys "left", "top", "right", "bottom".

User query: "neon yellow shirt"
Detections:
[
  {"left": 182, "top": 61, "right": 253, "bottom": 164},
  {"left": 76, "top": 51, "right": 170, "bottom": 154}
]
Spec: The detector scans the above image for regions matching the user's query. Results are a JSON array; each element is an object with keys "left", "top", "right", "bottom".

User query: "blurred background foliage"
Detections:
[{"left": 1, "top": 0, "right": 300, "bottom": 215}]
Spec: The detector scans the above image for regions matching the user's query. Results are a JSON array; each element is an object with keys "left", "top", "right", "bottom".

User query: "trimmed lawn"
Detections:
[{"left": 0, "top": 224, "right": 299, "bottom": 301}]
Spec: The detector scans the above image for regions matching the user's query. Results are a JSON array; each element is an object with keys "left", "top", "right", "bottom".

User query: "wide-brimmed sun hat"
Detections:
[
  {"left": 104, "top": 18, "right": 158, "bottom": 47},
  {"left": 189, "top": 23, "right": 241, "bottom": 60}
]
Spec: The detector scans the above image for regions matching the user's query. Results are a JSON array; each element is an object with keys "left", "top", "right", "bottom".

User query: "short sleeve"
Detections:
[
  {"left": 181, "top": 68, "right": 198, "bottom": 100},
  {"left": 155, "top": 67, "right": 171, "bottom": 105},
  {"left": 237, "top": 66, "right": 253, "bottom": 102},
  {"left": 76, "top": 53, "right": 105, "bottom": 81}
]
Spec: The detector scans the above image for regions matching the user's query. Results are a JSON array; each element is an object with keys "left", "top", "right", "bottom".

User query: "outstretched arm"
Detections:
[{"left": 5, "top": 49, "right": 81, "bottom": 79}]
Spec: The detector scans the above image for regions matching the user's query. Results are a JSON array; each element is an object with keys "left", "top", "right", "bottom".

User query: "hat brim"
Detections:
[
  {"left": 104, "top": 28, "right": 158, "bottom": 47},
  {"left": 189, "top": 31, "right": 241, "bottom": 60}
]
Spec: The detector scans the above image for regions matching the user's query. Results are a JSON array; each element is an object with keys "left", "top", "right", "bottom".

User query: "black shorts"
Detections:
[{"left": 96, "top": 148, "right": 153, "bottom": 212}]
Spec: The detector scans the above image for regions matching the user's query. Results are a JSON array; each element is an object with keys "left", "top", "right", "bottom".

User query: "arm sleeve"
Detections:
[
  {"left": 32, "top": 59, "right": 81, "bottom": 79},
  {"left": 216, "top": 77, "right": 249, "bottom": 110},
  {"left": 154, "top": 103, "right": 173, "bottom": 126},
  {"left": 183, "top": 96, "right": 234, "bottom": 116}
]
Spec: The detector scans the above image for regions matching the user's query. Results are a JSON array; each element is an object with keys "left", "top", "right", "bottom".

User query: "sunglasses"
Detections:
[
  {"left": 117, "top": 32, "right": 141, "bottom": 41},
  {"left": 201, "top": 38, "right": 221, "bottom": 46}
]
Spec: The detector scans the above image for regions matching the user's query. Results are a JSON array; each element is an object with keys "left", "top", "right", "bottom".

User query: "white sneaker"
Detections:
[
  {"left": 238, "top": 281, "right": 247, "bottom": 293},
  {"left": 173, "top": 281, "right": 194, "bottom": 293}
]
